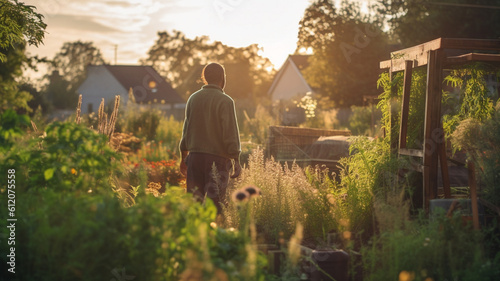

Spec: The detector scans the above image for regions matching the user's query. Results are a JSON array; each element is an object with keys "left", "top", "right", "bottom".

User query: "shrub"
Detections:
[
  {"left": 362, "top": 211, "right": 499, "bottom": 281},
  {"left": 241, "top": 104, "right": 276, "bottom": 144},
  {"left": 0, "top": 187, "right": 268, "bottom": 281},
  {"left": 154, "top": 115, "right": 183, "bottom": 156},
  {"left": 348, "top": 105, "right": 381, "bottom": 136},
  {"left": 122, "top": 107, "right": 161, "bottom": 140},
  {"left": 0, "top": 109, "right": 30, "bottom": 152},
  {"left": 451, "top": 103, "right": 500, "bottom": 207},
  {"left": 5, "top": 122, "right": 121, "bottom": 193}
]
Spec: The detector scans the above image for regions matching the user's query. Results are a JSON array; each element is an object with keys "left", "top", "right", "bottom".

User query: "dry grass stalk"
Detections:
[
  {"left": 98, "top": 98, "right": 105, "bottom": 134},
  {"left": 30, "top": 120, "right": 38, "bottom": 134},
  {"left": 106, "top": 95, "right": 120, "bottom": 138},
  {"left": 75, "top": 95, "right": 82, "bottom": 124},
  {"left": 128, "top": 87, "right": 136, "bottom": 103}
]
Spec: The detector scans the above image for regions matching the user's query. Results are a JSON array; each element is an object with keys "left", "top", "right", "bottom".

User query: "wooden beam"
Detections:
[
  {"left": 380, "top": 38, "right": 443, "bottom": 70},
  {"left": 446, "top": 53, "right": 500, "bottom": 65},
  {"left": 399, "top": 148, "right": 424, "bottom": 158},
  {"left": 423, "top": 49, "right": 444, "bottom": 210},
  {"left": 441, "top": 38, "right": 500, "bottom": 51},
  {"left": 399, "top": 60, "right": 413, "bottom": 150},
  {"left": 380, "top": 38, "right": 500, "bottom": 71}
]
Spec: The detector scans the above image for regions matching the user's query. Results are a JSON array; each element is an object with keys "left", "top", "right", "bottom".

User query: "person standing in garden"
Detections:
[{"left": 179, "top": 62, "right": 241, "bottom": 215}]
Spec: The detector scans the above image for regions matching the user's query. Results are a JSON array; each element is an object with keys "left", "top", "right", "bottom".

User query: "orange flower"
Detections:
[{"left": 71, "top": 168, "right": 77, "bottom": 175}]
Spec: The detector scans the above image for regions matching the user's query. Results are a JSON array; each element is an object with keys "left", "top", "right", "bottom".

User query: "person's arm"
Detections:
[
  {"left": 179, "top": 101, "right": 190, "bottom": 177},
  {"left": 231, "top": 158, "right": 241, "bottom": 178},
  {"left": 221, "top": 98, "right": 241, "bottom": 178},
  {"left": 180, "top": 150, "right": 188, "bottom": 177}
]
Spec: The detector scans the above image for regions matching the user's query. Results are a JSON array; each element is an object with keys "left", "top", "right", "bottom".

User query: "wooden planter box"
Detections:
[
  {"left": 301, "top": 246, "right": 349, "bottom": 281},
  {"left": 265, "top": 244, "right": 349, "bottom": 281}
]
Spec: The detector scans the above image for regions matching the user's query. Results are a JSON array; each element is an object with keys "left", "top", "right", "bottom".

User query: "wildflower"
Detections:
[
  {"left": 232, "top": 190, "right": 249, "bottom": 203},
  {"left": 71, "top": 168, "right": 77, "bottom": 175},
  {"left": 244, "top": 186, "right": 261, "bottom": 198},
  {"left": 398, "top": 271, "right": 415, "bottom": 281}
]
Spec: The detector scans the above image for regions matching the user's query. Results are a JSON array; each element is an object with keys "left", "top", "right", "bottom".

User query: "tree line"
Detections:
[{"left": 1, "top": 0, "right": 500, "bottom": 116}]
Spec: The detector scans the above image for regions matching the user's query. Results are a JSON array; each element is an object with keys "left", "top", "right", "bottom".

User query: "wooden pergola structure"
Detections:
[{"left": 379, "top": 38, "right": 500, "bottom": 217}]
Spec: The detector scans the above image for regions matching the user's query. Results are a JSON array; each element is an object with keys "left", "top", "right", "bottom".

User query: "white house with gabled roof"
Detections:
[
  {"left": 77, "top": 65, "right": 185, "bottom": 118},
  {"left": 267, "top": 54, "right": 313, "bottom": 102}
]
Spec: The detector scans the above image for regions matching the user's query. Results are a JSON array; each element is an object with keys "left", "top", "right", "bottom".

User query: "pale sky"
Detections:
[{"left": 25, "top": 0, "right": 368, "bottom": 75}]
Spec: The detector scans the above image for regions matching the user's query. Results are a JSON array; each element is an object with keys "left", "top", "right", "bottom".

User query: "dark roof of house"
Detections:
[
  {"left": 289, "top": 55, "right": 311, "bottom": 75},
  {"left": 103, "top": 65, "right": 185, "bottom": 104}
]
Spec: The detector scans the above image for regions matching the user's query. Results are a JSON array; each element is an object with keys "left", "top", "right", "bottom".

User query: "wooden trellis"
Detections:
[{"left": 379, "top": 38, "right": 500, "bottom": 213}]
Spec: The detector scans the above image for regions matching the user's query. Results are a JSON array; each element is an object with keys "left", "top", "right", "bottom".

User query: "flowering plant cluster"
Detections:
[{"left": 144, "top": 158, "right": 184, "bottom": 188}]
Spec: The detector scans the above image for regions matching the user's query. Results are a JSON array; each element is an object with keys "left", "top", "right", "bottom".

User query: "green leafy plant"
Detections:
[
  {"left": 0, "top": 109, "right": 30, "bottom": 151},
  {"left": 443, "top": 63, "right": 499, "bottom": 141},
  {"left": 451, "top": 104, "right": 500, "bottom": 207},
  {"left": 377, "top": 68, "right": 426, "bottom": 149},
  {"left": 362, "top": 211, "right": 498, "bottom": 281},
  {"left": 154, "top": 115, "right": 183, "bottom": 155},
  {"left": 122, "top": 106, "right": 161, "bottom": 140},
  {"left": 6, "top": 121, "right": 121, "bottom": 193},
  {"left": 348, "top": 105, "right": 382, "bottom": 136}
]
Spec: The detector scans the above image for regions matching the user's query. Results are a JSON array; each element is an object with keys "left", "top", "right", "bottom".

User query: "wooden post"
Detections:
[
  {"left": 468, "top": 161, "right": 480, "bottom": 230},
  {"left": 389, "top": 65, "right": 399, "bottom": 154},
  {"left": 423, "top": 50, "right": 444, "bottom": 210},
  {"left": 438, "top": 130, "right": 452, "bottom": 198}
]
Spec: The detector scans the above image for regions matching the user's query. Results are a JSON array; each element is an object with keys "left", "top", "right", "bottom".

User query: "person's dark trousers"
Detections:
[{"left": 185, "top": 152, "right": 232, "bottom": 215}]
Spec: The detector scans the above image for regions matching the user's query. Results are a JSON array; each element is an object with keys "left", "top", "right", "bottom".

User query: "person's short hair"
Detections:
[{"left": 202, "top": 63, "right": 225, "bottom": 85}]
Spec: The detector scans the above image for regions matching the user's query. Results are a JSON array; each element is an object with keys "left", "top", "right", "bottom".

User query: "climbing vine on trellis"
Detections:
[
  {"left": 376, "top": 68, "right": 427, "bottom": 149},
  {"left": 376, "top": 62, "right": 500, "bottom": 149},
  {"left": 442, "top": 62, "right": 500, "bottom": 141}
]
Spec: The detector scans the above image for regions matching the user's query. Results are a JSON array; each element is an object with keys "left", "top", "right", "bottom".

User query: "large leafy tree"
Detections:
[
  {"left": 378, "top": 0, "right": 500, "bottom": 47},
  {"left": 46, "top": 41, "right": 106, "bottom": 109},
  {"left": 141, "top": 30, "right": 274, "bottom": 101},
  {"left": 50, "top": 41, "right": 106, "bottom": 93},
  {"left": 297, "top": 0, "right": 388, "bottom": 107},
  {"left": 0, "top": 0, "right": 46, "bottom": 113},
  {"left": 0, "top": 0, "right": 45, "bottom": 62}
]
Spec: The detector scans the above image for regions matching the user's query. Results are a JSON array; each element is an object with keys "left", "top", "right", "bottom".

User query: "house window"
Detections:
[{"left": 149, "top": 81, "right": 157, "bottom": 93}]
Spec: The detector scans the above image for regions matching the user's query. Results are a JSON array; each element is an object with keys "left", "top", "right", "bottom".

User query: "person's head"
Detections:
[{"left": 202, "top": 62, "right": 226, "bottom": 89}]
